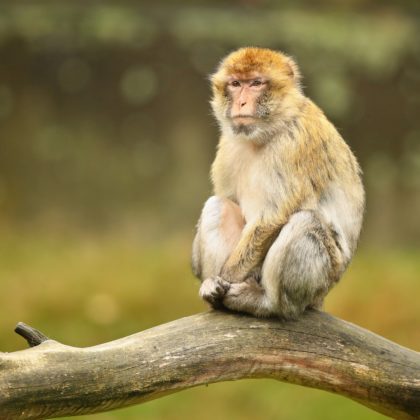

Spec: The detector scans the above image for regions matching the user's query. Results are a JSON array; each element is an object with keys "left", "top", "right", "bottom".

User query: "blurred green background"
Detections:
[{"left": 0, "top": 1, "right": 419, "bottom": 419}]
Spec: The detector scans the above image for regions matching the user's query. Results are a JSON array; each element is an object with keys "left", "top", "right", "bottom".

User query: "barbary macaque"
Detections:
[{"left": 191, "top": 47, "right": 365, "bottom": 319}]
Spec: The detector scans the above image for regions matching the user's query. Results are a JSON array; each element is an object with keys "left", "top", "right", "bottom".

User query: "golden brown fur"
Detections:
[{"left": 192, "top": 47, "right": 364, "bottom": 319}]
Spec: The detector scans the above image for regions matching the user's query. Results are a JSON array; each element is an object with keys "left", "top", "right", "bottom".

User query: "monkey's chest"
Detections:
[
  {"left": 213, "top": 143, "right": 286, "bottom": 222},
  {"left": 234, "top": 166, "right": 281, "bottom": 223}
]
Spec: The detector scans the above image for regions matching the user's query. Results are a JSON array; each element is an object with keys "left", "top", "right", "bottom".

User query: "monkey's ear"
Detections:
[
  {"left": 285, "top": 56, "right": 302, "bottom": 86},
  {"left": 209, "top": 71, "right": 226, "bottom": 93}
]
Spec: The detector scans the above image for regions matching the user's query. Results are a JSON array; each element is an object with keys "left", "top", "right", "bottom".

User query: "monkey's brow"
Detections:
[{"left": 229, "top": 78, "right": 267, "bottom": 82}]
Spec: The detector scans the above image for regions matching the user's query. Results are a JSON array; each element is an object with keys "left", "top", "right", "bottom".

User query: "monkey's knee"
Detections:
[
  {"left": 219, "top": 199, "right": 245, "bottom": 247},
  {"left": 199, "top": 196, "right": 224, "bottom": 231},
  {"left": 194, "top": 196, "right": 244, "bottom": 280},
  {"left": 200, "top": 196, "right": 244, "bottom": 235}
]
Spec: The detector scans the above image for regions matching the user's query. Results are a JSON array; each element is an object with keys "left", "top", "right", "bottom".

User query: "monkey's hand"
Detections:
[{"left": 199, "top": 277, "right": 230, "bottom": 308}]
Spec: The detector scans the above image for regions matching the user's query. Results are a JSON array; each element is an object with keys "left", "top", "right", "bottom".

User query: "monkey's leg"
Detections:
[
  {"left": 192, "top": 196, "right": 245, "bottom": 305},
  {"left": 222, "top": 210, "right": 344, "bottom": 319}
]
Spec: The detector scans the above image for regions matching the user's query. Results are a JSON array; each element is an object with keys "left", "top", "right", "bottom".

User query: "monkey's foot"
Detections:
[
  {"left": 221, "top": 277, "right": 275, "bottom": 317},
  {"left": 199, "top": 277, "right": 230, "bottom": 308}
]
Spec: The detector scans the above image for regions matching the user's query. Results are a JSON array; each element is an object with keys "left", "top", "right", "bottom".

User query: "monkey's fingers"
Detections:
[
  {"left": 214, "top": 276, "right": 231, "bottom": 292},
  {"left": 199, "top": 277, "right": 230, "bottom": 308}
]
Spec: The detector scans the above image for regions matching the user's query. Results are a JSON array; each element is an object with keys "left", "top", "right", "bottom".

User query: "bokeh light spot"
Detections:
[{"left": 120, "top": 66, "right": 157, "bottom": 105}]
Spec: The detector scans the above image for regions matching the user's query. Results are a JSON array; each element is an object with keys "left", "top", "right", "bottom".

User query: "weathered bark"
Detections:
[{"left": 0, "top": 310, "right": 419, "bottom": 419}]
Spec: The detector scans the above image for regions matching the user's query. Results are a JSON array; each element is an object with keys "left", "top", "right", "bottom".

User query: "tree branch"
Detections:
[
  {"left": 1, "top": 310, "right": 419, "bottom": 419},
  {"left": 14, "top": 322, "right": 49, "bottom": 348}
]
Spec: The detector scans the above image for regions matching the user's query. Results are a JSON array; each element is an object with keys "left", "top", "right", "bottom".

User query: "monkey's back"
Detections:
[{"left": 298, "top": 99, "right": 365, "bottom": 258}]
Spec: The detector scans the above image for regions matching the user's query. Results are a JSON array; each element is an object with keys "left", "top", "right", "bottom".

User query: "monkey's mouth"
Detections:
[{"left": 231, "top": 115, "right": 258, "bottom": 125}]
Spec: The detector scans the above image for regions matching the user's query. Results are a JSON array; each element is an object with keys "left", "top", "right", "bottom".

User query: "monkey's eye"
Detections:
[
  {"left": 250, "top": 79, "right": 263, "bottom": 87},
  {"left": 230, "top": 80, "right": 241, "bottom": 87}
]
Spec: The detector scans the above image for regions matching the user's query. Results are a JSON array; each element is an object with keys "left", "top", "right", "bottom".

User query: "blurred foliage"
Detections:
[
  {"left": 0, "top": 1, "right": 419, "bottom": 244},
  {"left": 0, "top": 1, "right": 419, "bottom": 419}
]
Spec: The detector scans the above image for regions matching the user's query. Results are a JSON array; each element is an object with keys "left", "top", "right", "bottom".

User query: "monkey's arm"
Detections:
[
  {"left": 220, "top": 217, "right": 284, "bottom": 283},
  {"left": 220, "top": 181, "right": 306, "bottom": 283}
]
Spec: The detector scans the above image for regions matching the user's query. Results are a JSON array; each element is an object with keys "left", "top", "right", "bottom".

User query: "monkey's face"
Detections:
[
  {"left": 211, "top": 47, "right": 303, "bottom": 142},
  {"left": 225, "top": 73, "right": 271, "bottom": 136}
]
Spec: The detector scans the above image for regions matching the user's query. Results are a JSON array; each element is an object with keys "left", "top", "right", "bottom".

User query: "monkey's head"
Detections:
[{"left": 210, "top": 47, "right": 303, "bottom": 142}]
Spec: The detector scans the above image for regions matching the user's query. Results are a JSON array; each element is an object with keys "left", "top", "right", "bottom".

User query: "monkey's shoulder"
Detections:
[{"left": 300, "top": 100, "right": 356, "bottom": 157}]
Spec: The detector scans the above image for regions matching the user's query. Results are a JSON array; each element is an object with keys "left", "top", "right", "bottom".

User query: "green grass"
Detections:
[{"left": 0, "top": 229, "right": 418, "bottom": 419}]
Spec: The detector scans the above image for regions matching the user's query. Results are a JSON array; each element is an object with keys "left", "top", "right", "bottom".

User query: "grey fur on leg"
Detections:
[{"left": 261, "top": 210, "right": 344, "bottom": 320}]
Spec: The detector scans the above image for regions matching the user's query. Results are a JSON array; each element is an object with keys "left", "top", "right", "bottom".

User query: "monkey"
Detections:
[{"left": 191, "top": 47, "right": 365, "bottom": 319}]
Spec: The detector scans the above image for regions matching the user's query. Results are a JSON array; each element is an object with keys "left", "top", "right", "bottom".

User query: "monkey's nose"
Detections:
[{"left": 240, "top": 101, "right": 247, "bottom": 107}]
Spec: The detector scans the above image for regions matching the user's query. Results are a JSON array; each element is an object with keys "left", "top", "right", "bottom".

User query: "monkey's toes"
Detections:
[{"left": 199, "top": 277, "right": 230, "bottom": 307}]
